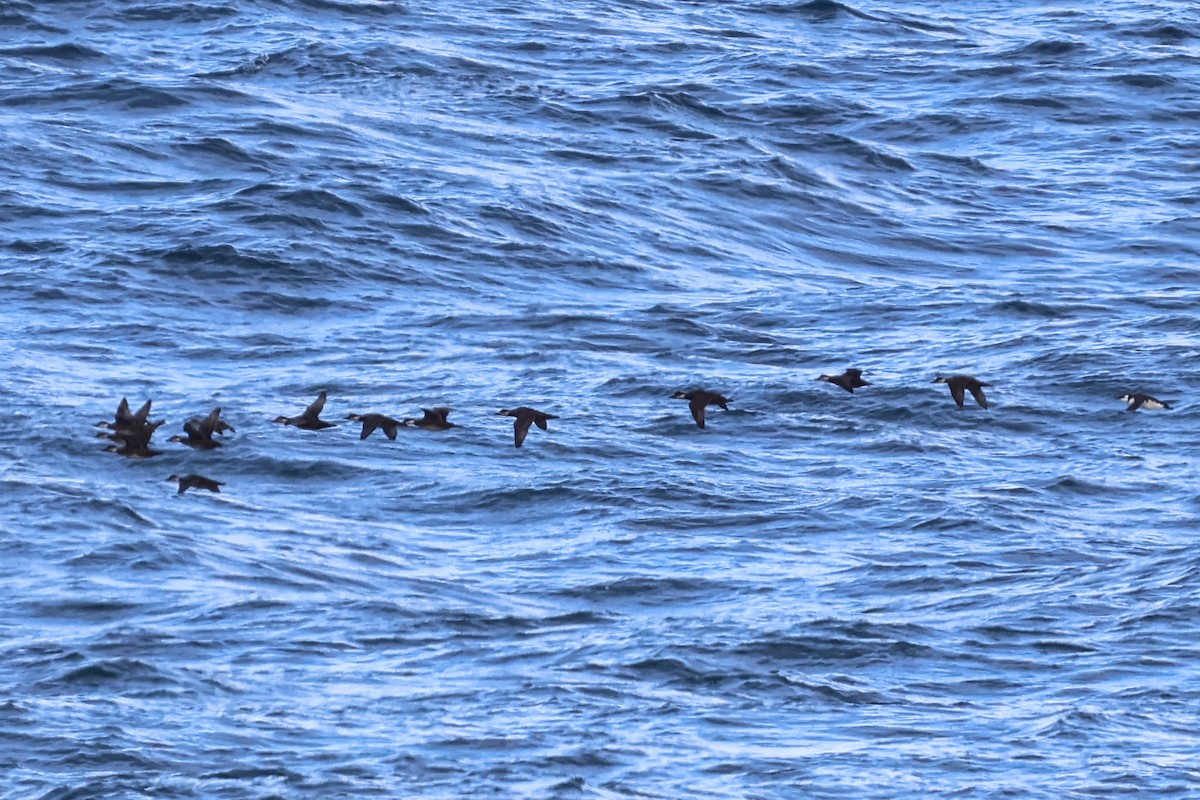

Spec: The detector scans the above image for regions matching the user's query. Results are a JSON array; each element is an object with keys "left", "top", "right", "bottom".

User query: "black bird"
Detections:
[
  {"left": 817, "top": 368, "right": 871, "bottom": 393},
  {"left": 671, "top": 390, "right": 730, "bottom": 429},
  {"left": 346, "top": 412, "right": 401, "bottom": 440},
  {"left": 169, "top": 407, "right": 226, "bottom": 450},
  {"left": 933, "top": 375, "right": 990, "bottom": 409},
  {"left": 1118, "top": 392, "right": 1171, "bottom": 412},
  {"left": 103, "top": 419, "right": 164, "bottom": 458},
  {"left": 99, "top": 396, "right": 163, "bottom": 456},
  {"left": 104, "top": 439, "right": 162, "bottom": 458},
  {"left": 497, "top": 407, "right": 558, "bottom": 448},
  {"left": 96, "top": 397, "right": 150, "bottom": 431},
  {"left": 403, "top": 407, "right": 455, "bottom": 431},
  {"left": 166, "top": 474, "right": 224, "bottom": 495},
  {"left": 273, "top": 391, "right": 336, "bottom": 429},
  {"left": 96, "top": 397, "right": 162, "bottom": 439}
]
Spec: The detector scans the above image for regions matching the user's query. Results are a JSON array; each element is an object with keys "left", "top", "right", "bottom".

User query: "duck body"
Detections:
[
  {"left": 169, "top": 407, "right": 226, "bottom": 450},
  {"left": 817, "top": 368, "right": 870, "bottom": 393},
  {"left": 671, "top": 389, "right": 730, "bottom": 429},
  {"left": 105, "top": 441, "right": 162, "bottom": 458},
  {"left": 403, "top": 407, "right": 455, "bottom": 431},
  {"left": 346, "top": 412, "right": 401, "bottom": 440},
  {"left": 497, "top": 407, "right": 558, "bottom": 448},
  {"left": 1119, "top": 392, "right": 1171, "bottom": 412},
  {"left": 167, "top": 474, "right": 224, "bottom": 494},
  {"left": 100, "top": 397, "right": 164, "bottom": 456},
  {"left": 933, "top": 375, "right": 990, "bottom": 409},
  {"left": 273, "top": 391, "right": 336, "bottom": 429}
]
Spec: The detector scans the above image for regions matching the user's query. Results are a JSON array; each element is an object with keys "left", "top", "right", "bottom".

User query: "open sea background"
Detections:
[{"left": 2, "top": 1, "right": 1199, "bottom": 797}]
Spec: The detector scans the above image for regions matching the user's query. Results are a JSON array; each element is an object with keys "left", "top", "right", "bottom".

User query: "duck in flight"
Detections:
[
  {"left": 166, "top": 474, "right": 224, "bottom": 495},
  {"left": 273, "top": 391, "right": 336, "bottom": 429},
  {"left": 96, "top": 397, "right": 157, "bottom": 437},
  {"left": 403, "top": 407, "right": 455, "bottom": 431},
  {"left": 345, "top": 412, "right": 402, "bottom": 440},
  {"left": 933, "top": 375, "right": 990, "bottom": 409},
  {"left": 671, "top": 389, "right": 730, "bottom": 429},
  {"left": 99, "top": 396, "right": 163, "bottom": 456},
  {"left": 816, "top": 368, "right": 870, "bottom": 393},
  {"left": 1118, "top": 392, "right": 1171, "bottom": 412},
  {"left": 497, "top": 407, "right": 557, "bottom": 448},
  {"left": 169, "top": 407, "right": 227, "bottom": 450}
]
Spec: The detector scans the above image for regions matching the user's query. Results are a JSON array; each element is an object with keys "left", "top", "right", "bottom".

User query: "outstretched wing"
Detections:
[
  {"left": 968, "top": 384, "right": 988, "bottom": 409},
  {"left": 949, "top": 382, "right": 966, "bottom": 408},
  {"left": 303, "top": 391, "right": 328, "bottom": 418},
  {"left": 198, "top": 407, "right": 222, "bottom": 437},
  {"left": 359, "top": 420, "right": 377, "bottom": 440},
  {"left": 513, "top": 417, "right": 532, "bottom": 447},
  {"left": 132, "top": 399, "right": 152, "bottom": 423},
  {"left": 689, "top": 398, "right": 706, "bottom": 428}
]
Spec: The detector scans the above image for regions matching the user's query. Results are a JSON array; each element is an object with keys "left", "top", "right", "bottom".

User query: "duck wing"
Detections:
[
  {"left": 513, "top": 415, "right": 533, "bottom": 447},
  {"left": 689, "top": 397, "right": 707, "bottom": 428},
  {"left": 948, "top": 382, "right": 966, "bottom": 408},
  {"left": 197, "top": 408, "right": 222, "bottom": 437},
  {"left": 303, "top": 391, "right": 328, "bottom": 419},
  {"left": 968, "top": 384, "right": 988, "bottom": 409}
]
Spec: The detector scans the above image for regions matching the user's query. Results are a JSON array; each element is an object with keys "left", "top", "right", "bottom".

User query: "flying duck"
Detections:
[
  {"left": 169, "top": 407, "right": 226, "bottom": 450},
  {"left": 403, "top": 407, "right": 455, "bottom": 431},
  {"left": 166, "top": 474, "right": 224, "bottom": 495},
  {"left": 817, "top": 368, "right": 871, "bottom": 393},
  {"left": 273, "top": 391, "right": 336, "bottom": 429},
  {"left": 933, "top": 375, "right": 990, "bottom": 409},
  {"left": 497, "top": 407, "right": 558, "bottom": 448},
  {"left": 671, "top": 389, "right": 730, "bottom": 429},
  {"left": 1118, "top": 392, "right": 1171, "bottom": 412},
  {"left": 346, "top": 412, "right": 402, "bottom": 440}
]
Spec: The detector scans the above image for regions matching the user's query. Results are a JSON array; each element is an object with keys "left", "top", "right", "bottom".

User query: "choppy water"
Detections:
[{"left": 2, "top": 1, "right": 1199, "bottom": 797}]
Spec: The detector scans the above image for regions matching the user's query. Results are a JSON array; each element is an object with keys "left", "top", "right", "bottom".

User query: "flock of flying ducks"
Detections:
[{"left": 95, "top": 370, "right": 1173, "bottom": 495}]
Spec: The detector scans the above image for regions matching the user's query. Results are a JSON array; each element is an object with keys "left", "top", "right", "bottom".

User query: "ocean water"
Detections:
[{"left": 2, "top": 1, "right": 1199, "bottom": 797}]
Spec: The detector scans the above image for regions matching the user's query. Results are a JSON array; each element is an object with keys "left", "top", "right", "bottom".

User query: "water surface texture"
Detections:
[{"left": 2, "top": 1, "right": 1199, "bottom": 797}]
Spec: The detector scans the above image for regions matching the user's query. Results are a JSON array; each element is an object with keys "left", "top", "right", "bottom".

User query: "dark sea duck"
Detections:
[
  {"left": 96, "top": 396, "right": 156, "bottom": 438},
  {"left": 933, "top": 375, "right": 990, "bottom": 409},
  {"left": 169, "top": 407, "right": 227, "bottom": 450},
  {"left": 273, "top": 390, "right": 337, "bottom": 430},
  {"left": 497, "top": 407, "right": 557, "bottom": 448},
  {"left": 671, "top": 389, "right": 730, "bottom": 429},
  {"left": 345, "top": 412, "right": 402, "bottom": 440},
  {"left": 1118, "top": 392, "right": 1171, "bottom": 412},
  {"left": 99, "top": 396, "right": 164, "bottom": 457},
  {"left": 403, "top": 407, "right": 455, "bottom": 431},
  {"left": 166, "top": 474, "right": 224, "bottom": 495},
  {"left": 816, "top": 368, "right": 871, "bottom": 393}
]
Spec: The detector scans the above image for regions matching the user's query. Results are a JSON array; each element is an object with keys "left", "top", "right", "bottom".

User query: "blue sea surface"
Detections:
[{"left": 2, "top": 1, "right": 1199, "bottom": 797}]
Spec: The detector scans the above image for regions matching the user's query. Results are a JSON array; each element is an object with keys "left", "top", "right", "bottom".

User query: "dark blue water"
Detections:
[{"left": 3, "top": 1, "right": 1199, "bottom": 797}]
